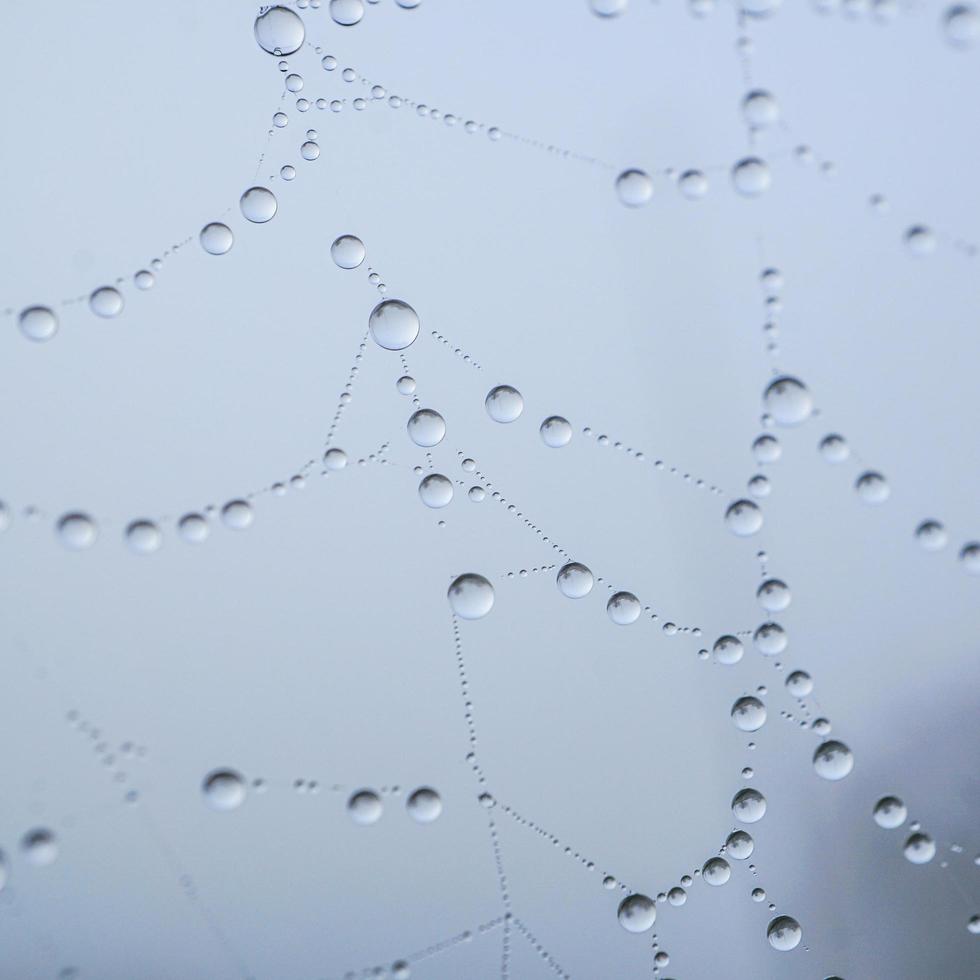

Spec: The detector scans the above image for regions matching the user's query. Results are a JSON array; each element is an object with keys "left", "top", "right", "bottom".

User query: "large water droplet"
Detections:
[
  {"left": 905, "top": 225, "right": 937, "bottom": 256},
  {"left": 125, "top": 520, "right": 162, "bottom": 554},
  {"left": 540, "top": 416, "right": 572, "bottom": 447},
  {"left": 18, "top": 306, "right": 58, "bottom": 342},
  {"left": 813, "top": 740, "right": 853, "bottom": 780},
  {"left": 221, "top": 500, "right": 254, "bottom": 529},
  {"left": 617, "top": 893, "right": 656, "bottom": 932},
  {"left": 448, "top": 573, "right": 494, "bottom": 619},
  {"left": 819, "top": 433, "right": 849, "bottom": 463},
  {"left": 725, "top": 499, "right": 763, "bottom": 536},
  {"left": 369, "top": 299, "right": 420, "bottom": 350},
  {"left": 240, "top": 186, "right": 278, "bottom": 223},
  {"left": 959, "top": 542, "right": 980, "bottom": 574},
  {"left": 178, "top": 513, "right": 210, "bottom": 544},
  {"left": 407, "top": 409, "right": 446, "bottom": 447},
  {"left": 873, "top": 795, "right": 907, "bottom": 829},
  {"left": 485, "top": 385, "right": 523, "bottom": 423},
  {"left": 754, "top": 622, "right": 787, "bottom": 656},
  {"left": 419, "top": 473, "right": 453, "bottom": 508},
  {"left": 726, "top": 830, "right": 754, "bottom": 860},
  {"left": 732, "top": 157, "right": 771, "bottom": 196},
  {"left": 57, "top": 513, "right": 98, "bottom": 550},
  {"left": 203, "top": 769, "right": 247, "bottom": 811},
  {"left": 764, "top": 376, "right": 812, "bottom": 425},
  {"left": 679, "top": 169, "right": 709, "bottom": 199},
  {"left": 348, "top": 789, "right": 383, "bottom": 824},
  {"left": 324, "top": 448, "right": 348, "bottom": 470},
  {"left": 757, "top": 578, "right": 791, "bottom": 612},
  {"left": 785, "top": 670, "right": 812, "bottom": 697},
  {"left": 702, "top": 857, "right": 731, "bottom": 885},
  {"left": 904, "top": 832, "right": 936, "bottom": 864},
  {"left": 713, "top": 635, "right": 744, "bottom": 665},
  {"left": 607, "top": 591, "right": 641, "bottom": 624},
  {"left": 732, "top": 788, "right": 767, "bottom": 823},
  {"left": 200, "top": 222, "right": 234, "bottom": 255},
  {"left": 254, "top": 6, "right": 306, "bottom": 55},
  {"left": 557, "top": 562, "right": 594, "bottom": 598},
  {"left": 732, "top": 696, "right": 767, "bottom": 732},
  {"left": 616, "top": 169, "right": 653, "bottom": 207},
  {"left": 331, "top": 235, "right": 366, "bottom": 269},
  {"left": 330, "top": 0, "right": 365, "bottom": 26},
  {"left": 767, "top": 915, "right": 801, "bottom": 951},
  {"left": 89, "top": 286, "right": 124, "bottom": 318},
  {"left": 406, "top": 787, "right": 442, "bottom": 823}
]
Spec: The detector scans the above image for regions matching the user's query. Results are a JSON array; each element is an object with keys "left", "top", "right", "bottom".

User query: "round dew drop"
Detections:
[
  {"left": 407, "top": 409, "right": 446, "bottom": 447},
  {"left": 331, "top": 235, "right": 366, "bottom": 269},
  {"left": 221, "top": 500, "right": 254, "bottom": 530},
  {"left": 732, "top": 157, "right": 772, "bottom": 196},
  {"left": 58, "top": 512, "right": 98, "bottom": 550},
  {"left": 21, "top": 829, "right": 58, "bottom": 867},
  {"left": 369, "top": 299, "right": 420, "bottom": 350},
  {"left": 725, "top": 499, "right": 763, "bottom": 536},
  {"left": 767, "top": 915, "right": 802, "bottom": 952},
  {"left": 713, "top": 635, "right": 744, "bottom": 665},
  {"left": 607, "top": 591, "right": 641, "bottom": 624},
  {"left": 330, "top": 0, "right": 365, "bottom": 26},
  {"left": 485, "top": 385, "right": 524, "bottom": 423},
  {"left": 418, "top": 473, "right": 453, "bottom": 508},
  {"left": 617, "top": 893, "right": 656, "bottom": 933},
  {"left": 254, "top": 6, "right": 305, "bottom": 55},
  {"left": 406, "top": 787, "right": 442, "bottom": 823},
  {"left": 813, "top": 740, "right": 853, "bottom": 780},
  {"left": 873, "top": 796, "right": 907, "bottom": 829},
  {"left": 125, "top": 520, "right": 162, "bottom": 554},
  {"left": 732, "top": 788, "right": 767, "bottom": 823},
  {"left": 89, "top": 286, "right": 124, "bottom": 318},
  {"left": 324, "top": 448, "right": 348, "bottom": 470},
  {"left": 540, "top": 416, "right": 572, "bottom": 447},
  {"left": 904, "top": 832, "right": 936, "bottom": 864},
  {"left": 18, "top": 305, "right": 58, "bottom": 342},
  {"left": 200, "top": 222, "right": 233, "bottom": 255},
  {"left": 240, "top": 186, "right": 278, "bottom": 223},
  {"left": 348, "top": 789, "right": 383, "bottom": 824},
  {"left": 448, "top": 573, "right": 494, "bottom": 620},
  {"left": 764, "top": 376, "right": 813, "bottom": 426},
  {"left": 557, "top": 562, "right": 594, "bottom": 598},
  {"left": 616, "top": 169, "right": 653, "bottom": 207},
  {"left": 203, "top": 769, "right": 247, "bottom": 811}
]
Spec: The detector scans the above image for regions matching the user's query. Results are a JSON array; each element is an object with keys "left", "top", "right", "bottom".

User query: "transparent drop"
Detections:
[
  {"left": 679, "top": 169, "right": 708, "bottom": 199},
  {"left": 254, "top": 6, "right": 306, "bottom": 55},
  {"left": 616, "top": 169, "right": 653, "bottom": 207},
  {"left": 21, "top": 828, "right": 58, "bottom": 867},
  {"left": 485, "top": 385, "right": 524, "bottom": 423},
  {"left": 221, "top": 500, "right": 254, "bottom": 530},
  {"left": 819, "top": 433, "right": 849, "bottom": 463},
  {"left": 407, "top": 408, "right": 446, "bottom": 447},
  {"left": 369, "top": 299, "right": 420, "bottom": 350},
  {"left": 732, "top": 788, "right": 767, "bottom": 823},
  {"left": 468, "top": 486, "right": 486, "bottom": 502},
  {"left": 754, "top": 622, "right": 787, "bottom": 655},
  {"left": 904, "top": 832, "right": 936, "bottom": 864},
  {"left": 958, "top": 542, "right": 980, "bottom": 574},
  {"left": 764, "top": 376, "right": 813, "bottom": 425},
  {"left": 905, "top": 225, "right": 937, "bottom": 256},
  {"left": 725, "top": 499, "right": 763, "bottom": 536},
  {"left": 203, "top": 769, "right": 246, "bottom": 811},
  {"left": 301, "top": 141, "right": 320, "bottom": 161},
  {"left": 406, "top": 787, "right": 442, "bottom": 823},
  {"left": 945, "top": 4, "right": 980, "bottom": 46},
  {"left": 667, "top": 886, "right": 687, "bottom": 906},
  {"left": 591, "top": 0, "right": 628, "bottom": 15},
  {"left": 732, "top": 696, "right": 767, "bottom": 732},
  {"left": 324, "top": 448, "right": 348, "bottom": 470},
  {"left": 125, "top": 520, "right": 162, "bottom": 554},
  {"left": 617, "top": 893, "right": 656, "bottom": 933},
  {"left": 331, "top": 235, "right": 366, "bottom": 269},
  {"left": 713, "top": 635, "right": 744, "bottom": 665},
  {"left": 726, "top": 830, "right": 754, "bottom": 860},
  {"left": 396, "top": 375, "right": 417, "bottom": 395},
  {"left": 752, "top": 434, "right": 781, "bottom": 463},
  {"left": 785, "top": 670, "right": 812, "bottom": 697},
  {"left": 448, "top": 573, "right": 494, "bottom": 620},
  {"left": 813, "top": 740, "right": 854, "bottom": 780},
  {"left": 742, "top": 90, "right": 779, "bottom": 128},
  {"left": 702, "top": 857, "right": 731, "bottom": 885},
  {"left": 89, "top": 286, "right": 124, "bottom": 318},
  {"left": 540, "top": 415, "right": 572, "bottom": 447},
  {"left": 240, "top": 186, "right": 278, "bottom": 223},
  {"left": 756, "top": 578, "right": 791, "bottom": 612},
  {"left": 557, "top": 562, "right": 594, "bottom": 598},
  {"left": 767, "top": 915, "right": 802, "bottom": 952},
  {"left": 57, "top": 513, "right": 98, "bottom": 550},
  {"left": 732, "top": 157, "right": 772, "bottom": 196},
  {"left": 419, "top": 473, "right": 453, "bottom": 508},
  {"left": 200, "top": 222, "right": 234, "bottom": 255},
  {"left": 607, "top": 591, "right": 641, "bottom": 625},
  {"left": 273, "top": 111, "right": 288, "bottom": 128},
  {"left": 348, "top": 789, "right": 383, "bottom": 824},
  {"left": 280, "top": 165, "right": 296, "bottom": 181},
  {"left": 178, "top": 513, "right": 209, "bottom": 544},
  {"left": 134, "top": 270, "right": 154, "bottom": 290},
  {"left": 855, "top": 471, "right": 890, "bottom": 504},
  {"left": 873, "top": 795, "right": 907, "bottom": 829},
  {"left": 18, "top": 305, "right": 58, "bottom": 342},
  {"left": 915, "top": 520, "right": 948, "bottom": 551},
  {"left": 285, "top": 73, "right": 304, "bottom": 93},
  {"left": 330, "top": 0, "right": 365, "bottom": 26}
]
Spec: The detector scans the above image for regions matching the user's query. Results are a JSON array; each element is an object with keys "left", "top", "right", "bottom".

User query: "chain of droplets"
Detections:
[
  {"left": 324, "top": 330, "right": 370, "bottom": 448},
  {"left": 429, "top": 328, "right": 483, "bottom": 369},
  {"left": 511, "top": 917, "right": 572, "bottom": 980}
]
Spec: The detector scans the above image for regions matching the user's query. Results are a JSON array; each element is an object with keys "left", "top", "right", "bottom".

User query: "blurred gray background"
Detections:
[{"left": 0, "top": 0, "right": 978, "bottom": 977}]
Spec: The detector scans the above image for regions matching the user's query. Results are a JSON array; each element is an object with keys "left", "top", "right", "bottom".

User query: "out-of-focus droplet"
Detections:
[
  {"left": 679, "top": 169, "right": 708, "bottom": 199},
  {"left": 904, "top": 225, "right": 937, "bottom": 256},
  {"left": 617, "top": 893, "right": 656, "bottom": 932},
  {"left": 21, "top": 829, "right": 58, "bottom": 867},
  {"left": 748, "top": 474, "right": 770, "bottom": 498},
  {"left": 713, "top": 635, "right": 744, "bottom": 665},
  {"left": 785, "top": 670, "right": 812, "bottom": 697},
  {"left": 89, "top": 286, "right": 124, "bottom": 318},
  {"left": 557, "top": 562, "right": 594, "bottom": 598},
  {"left": 407, "top": 408, "right": 445, "bottom": 447},
  {"left": 764, "top": 376, "right": 812, "bottom": 425},
  {"left": 485, "top": 385, "right": 524, "bottom": 423},
  {"left": 732, "top": 788, "right": 767, "bottom": 823},
  {"left": 959, "top": 542, "right": 980, "bottom": 574},
  {"left": 58, "top": 513, "right": 97, "bottom": 550},
  {"left": 19, "top": 306, "right": 58, "bottom": 342},
  {"left": 904, "top": 832, "right": 936, "bottom": 864},
  {"left": 703, "top": 857, "right": 731, "bottom": 885},
  {"left": 448, "top": 573, "right": 494, "bottom": 619},
  {"left": 819, "top": 433, "right": 849, "bottom": 462},
  {"left": 240, "top": 186, "right": 278, "bottom": 223},
  {"left": 752, "top": 434, "right": 781, "bottom": 463},
  {"left": 331, "top": 0, "right": 365, "bottom": 25},
  {"left": 616, "top": 169, "right": 653, "bottom": 207},
  {"left": 406, "top": 787, "right": 442, "bottom": 823},
  {"left": 855, "top": 471, "right": 890, "bottom": 504},
  {"left": 331, "top": 235, "right": 366, "bottom": 269},
  {"left": 813, "top": 740, "right": 853, "bottom": 780},
  {"left": 178, "top": 513, "right": 209, "bottom": 544},
  {"left": 369, "top": 299, "right": 420, "bottom": 350},
  {"left": 419, "top": 473, "right": 453, "bottom": 508},
  {"left": 126, "top": 520, "right": 162, "bottom": 554},
  {"left": 348, "top": 789, "right": 383, "bottom": 824},
  {"left": 134, "top": 270, "right": 154, "bottom": 290},
  {"left": 221, "top": 500, "right": 254, "bottom": 530},
  {"left": 873, "top": 795, "right": 907, "bottom": 829},
  {"left": 757, "top": 578, "right": 791, "bottom": 612},
  {"left": 590, "top": 0, "right": 628, "bottom": 15},
  {"left": 915, "top": 520, "right": 948, "bottom": 551},
  {"left": 732, "top": 696, "right": 767, "bottom": 732},
  {"left": 767, "top": 915, "right": 801, "bottom": 951},
  {"left": 200, "top": 222, "right": 234, "bottom": 255},
  {"left": 966, "top": 914, "right": 980, "bottom": 935},
  {"left": 254, "top": 6, "right": 305, "bottom": 55},
  {"left": 725, "top": 499, "right": 763, "bottom": 536},
  {"left": 944, "top": 4, "right": 979, "bottom": 47},
  {"left": 203, "top": 769, "right": 246, "bottom": 811},
  {"left": 540, "top": 416, "right": 572, "bottom": 447},
  {"left": 324, "top": 448, "right": 348, "bottom": 470},
  {"left": 742, "top": 90, "right": 779, "bottom": 128},
  {"left": 607, "top": 591, "right": 641, "bottom": 624},
  {"left": 732, "top": 157, "right": 771, "bottom": 196}
]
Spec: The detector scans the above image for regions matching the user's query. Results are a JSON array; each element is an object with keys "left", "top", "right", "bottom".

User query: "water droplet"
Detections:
[
  {"left": 125, "top": 520, "right": 162, "bottom": 554},
  {"left": 21, "top": 828, "right": 58, "bottom": 867},
  {"left": 732, "top": 696, "right": 767, "bottom": 732},
  {"left": 725, "top": 499, "right": 763, "bottom": 536},
  {"left": 813, "top": 740, "right": 854, "bottom": 780},
  {"left": 726, "top": 830, "right": 755, "bottom": 860},
  {"left": 702, "top": 857, "right": 731, "bottom": 885},
  {"left": 818, "top": 433, "right": 849, "bottom": 463},
  {"left": 679, "top": 169, "right": 709, "bottom": 199},
  {"left": 590, "top": 0, "right": 628, "bottom": 15},
  {"left": 89, "top": 286, "right": 124, "bottom": 318},
  {"left": 616, "top": 169, "right": 653, "bottom": 207},
  {"left": 322, "top": 54, "right": 338, "bottom": 70},
  {"left": 134, "top": 269, "right": 154, "bottom": 290},
  {"left": 348, "top": 789, "right": 383, "bottom": 824},
  {"left": 280, "top": 164, "right": 296, "bottom": 181},
  {"left": 467, "top": 486, "right": 485, "bottom": 502},
  {"left": 539, "top": 415, "right": 572, "bottom": 448},
  {"left": 667, "top": 886, "right": 687, "bottom": 905},
  {"left": 369, "top": 299, "right": 420, "bottom": 350},
  {"left": 742, "top": 90, "right": 780, "bottom": 128},
  {"left": 57, "top": 513, "right": 98, "bottom": 550},
  {"left": 200, "top": 222, "right": 234, "bottom": 255},
  {"left": 221, "top": 500, "right": 254, "bottom": 529},
  {"left": 273, "top": 111, "right": 289, "bottom": 128},
  {"left": 254, "top": 6, "right": 306, "bottom": 55},
  {"left": 915, "top": 520, "right": 948, "bottom": 551},
  {"left": 905, "top": 225, "right": 937, "bottom": 256},
  {"left": 967, "top": 914, "right": 980, "bottom": 935},
  {"left": 285, "top": 73, "right": 304, "bottom": 93},
  {"left": 18, "top": 305, "right": 58, "bottom": 342},
  {"left": 959, "top": 542, "right": 980, "bottom": 574},
  {"left": 617, "top": 893, "right": 656, "bottom": 932},
  {"left": 203, "top": 769, "right": 247, "bottom": 810},
  {"left": 748, "top": 474, "right": 770, "bottom": 498},
  {"left": 713, "top": 635, "right": 744, "bottom": 665},
  {"left": 485, "top": 385, "right": 524, "bottom": 423},
  {"left": 419, "top": 473, "right": 453, "bottom": 508},
  {"left": 557, "top": 562, "right": 594, "bottom": 598},
  {"left": 764, "top": 376, "right": 813, "bottom": 425},
  {"left": 767, "top": 915, "right": 801, "bottom": 952},
  {"left": 330, "top": 0, "right": 365, "bottom": 25},
  {"left": 873, "top": 795, "right": 907, "bottom": 829},
  {"left": 331, "top": 235, "right": 366, "bottom": 269},
  {"left": 751, "top": 886, "right": 766, "bottom": 901},
  {"left": 406, "top": 787, "right": 442, "bottom": 823},
  {"left": 448, "top": 573, "right": 494, "bottom": 619},
  {"left": 300, "top": 140, "right": 320, "bottom": 161},
  {"left": 607, "top": 591, "right": 641, "bottom": 625},
  {"left": 754, "top": 622, "right": 787, "bottom": 656},
  {"left": 944, "top": 4, "right": 979, "bottom": 47},
  {"left": 240, "top": 186, "right": 278, "bottom": 223},
  {"left": 757, "top": 578, "right": 791, "bottom": 612},
  {"left": 904, "top": 832, "right": 936, "bottom": 864},
  {"left": 785, "top": 670, "right": 812, "bottom": 697},
  {"left": 855, "top": 471, "right": 890, "bottom": 504},
  {"left": 178, "top": 513, "right": 210, "bottom": 544},
  {"left": 407, "top": 408, "right": 446, "bottom": 447},
  {"left": 324, "top": 447, "right": 348, "bottom": 470},
  {"left": 396, "top": 375, "right": 417, "bottom": 395},
  {"left": 732, "top": 157, "right": 772, "bottom": 196},
  {"left": 732, "top": 788, "right": 767, "bottom": 823},
  {"left": 752, "top": 434, "right": 781, "bottom": 464}
]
